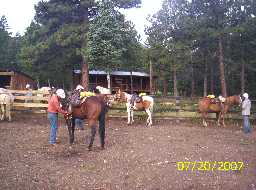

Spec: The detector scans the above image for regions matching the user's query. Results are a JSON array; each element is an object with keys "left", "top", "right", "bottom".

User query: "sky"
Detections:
[{"left": 0, "top": 0, "right": 163, "bottom": 42}]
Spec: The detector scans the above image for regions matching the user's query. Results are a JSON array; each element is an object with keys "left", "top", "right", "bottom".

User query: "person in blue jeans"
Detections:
[
  {"left": 75, "top": 118, "right": 84, "bottom": 130},
  {"left": 241, "top": 93, "right": 252, "bottom": 134},
  {"left": 47, "top": 89, "right": 68, "bottom": 145}
]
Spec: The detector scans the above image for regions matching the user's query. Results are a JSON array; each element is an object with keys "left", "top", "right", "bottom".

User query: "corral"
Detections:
[
  {"left": 0, "top": 114, "right": 255, "bottom": 190},
  {"left": 1, "top": 91, "right": 255, "bottom": 189}
]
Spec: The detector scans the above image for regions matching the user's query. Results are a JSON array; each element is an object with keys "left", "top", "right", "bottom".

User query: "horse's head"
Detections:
[
  {"left": 105, "top": 95, "right": 115, "bottom": 107},
  {"left": 59, "top": 93, "right": 73, "bottom": 122},
  {"left": 234, "top": 95, "right": 242, "bottom": 105}
]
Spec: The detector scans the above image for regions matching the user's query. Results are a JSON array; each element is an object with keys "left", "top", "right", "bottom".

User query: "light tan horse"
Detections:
[
  {"left": 115, "top": 89, "right": 154, "bottom": 126},
  {"left": 0, "top": 88, "right": 15, "bottom": 121},
  {"left": 198, "top": 95, "right": 241, "bottom": 127}
]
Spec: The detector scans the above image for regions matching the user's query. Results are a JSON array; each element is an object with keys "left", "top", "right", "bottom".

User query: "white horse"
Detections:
[
  {"left": 96, "top": 86, "right": 111, "bottom": 94},
  {"left": 0, "top": 88, "right": 15, "bottom": 121},
  {"left": 38, "top": 86, "right": 51, "bottom": 96},
  {"left": 95, "top": 86, "right": 114, "bottom": 107},
  {"left": 115, "top": 89, "right": 154, "bottom": 126}
]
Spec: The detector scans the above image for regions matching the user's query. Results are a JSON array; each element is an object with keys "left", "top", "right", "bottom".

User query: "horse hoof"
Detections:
[
  {"left": 101, "top": 146, "right": 105, "bottom": 150},
  {"left": 88, "top": 146, "right": 92, "bottom": 151}
]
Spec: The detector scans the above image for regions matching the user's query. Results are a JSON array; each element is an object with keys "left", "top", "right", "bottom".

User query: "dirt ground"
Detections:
[{"left": 0, "top": 113, "right": 255, "bottom": 190}]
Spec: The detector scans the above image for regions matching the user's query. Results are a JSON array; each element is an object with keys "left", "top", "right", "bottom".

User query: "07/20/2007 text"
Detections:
[{"left": 176, "top": 161, "right": 244, "bottom": 172}]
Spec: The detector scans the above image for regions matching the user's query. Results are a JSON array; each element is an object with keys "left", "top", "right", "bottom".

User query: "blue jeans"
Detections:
[
  {"left": 243, "top": 115, "right": 252, "bottom": 134},
  {"left": 75, "top": 118, "right": 84, "bottom": 129},
  {"left": 48, "top": 112, "right": 58, "bottom": 144}
]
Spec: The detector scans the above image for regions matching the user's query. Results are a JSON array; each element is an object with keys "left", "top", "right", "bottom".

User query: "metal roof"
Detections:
[{"left": 74, "top": 70, "right": 149, "bottom": 77}]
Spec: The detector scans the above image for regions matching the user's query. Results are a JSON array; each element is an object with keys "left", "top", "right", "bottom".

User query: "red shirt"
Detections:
[{"left": 47, "top": 94, "right": 66, "bottom": 114}]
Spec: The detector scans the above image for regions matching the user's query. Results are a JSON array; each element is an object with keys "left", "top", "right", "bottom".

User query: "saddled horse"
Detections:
[
  {"left": 198, "top": 95, "right": 241, "bottom": 127},
  {"left": 0, "top": 88, "right": 15, "bottom": 121},
  {"left": 64, "top": 94, "right": 109, "bottom": 151},
  {"left": 115, "top": 89, "right": 154, "bottom": 126}
]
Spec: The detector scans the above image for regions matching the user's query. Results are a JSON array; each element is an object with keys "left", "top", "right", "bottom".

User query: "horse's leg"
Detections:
[
  {"left": 127, "top": 106, "right": 131, "bottom": 125},
  {"left": 98, "top": 110, "right": 106, "bottom": 150},
  {"left": 145, "top": 109, "right": 152, "bottom": 126},
  {"left": 222, "top": 113, "right": 226, "bottom": 127},
  {"left": 217, "top": 112, "right": 221, "bottom": 127},
  {"left": 67, "top": 118, "right": 75, "bottom": 145},
  {"left": 149, "top": 106, "right": 153, "bottom": 125},
  {"left": 131, "top": 109, "right": 134, "bottom": 124},
  {"left": 0, "top": 105, "right": 4, "bottom": 121},
  {"left": 202, "top": 112, "right": 207, "bottom": 127},
  {"left": 6, "top": 103, "right": 11, "bottom": 121},
  {"left": 88, "top": 120, "right": 97, "bottom": 151}
]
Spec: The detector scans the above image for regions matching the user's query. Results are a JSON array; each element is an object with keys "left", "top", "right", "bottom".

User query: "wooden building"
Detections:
[
  {"left": 73, "top": 70, "right": 155, "bottom": 93},
  {"left": 0, "top": 69, "right": 36, "bottom": 90}
]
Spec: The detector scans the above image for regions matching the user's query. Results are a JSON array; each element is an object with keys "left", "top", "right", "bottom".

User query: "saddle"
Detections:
[
  {"left": 206, "top": 95, "right": 219, "bottom": 104},
  {"left": 135, "top": 96, "right": 142, "bottom": 103},
  {"left": 69, "top": 90, "right": 95, "bottom": 106},
  {"left": 206, "top": 94, "right": 225, "bottom": 105},
  {"left": 208, "top": 98, "right": 220, "bottom": 104}
]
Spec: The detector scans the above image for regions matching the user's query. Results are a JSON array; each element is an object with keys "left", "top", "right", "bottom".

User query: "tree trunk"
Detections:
[
  {"left": 191, "top": 64, "right": 195, "bottom": 97},
  {"left": 81, "top": 7, "right": 89, "bottom": 91},
  {"left": 130, "top": 71, "right": 133, "bottom": 93},
  {"left": 81, "top": 61, "right": 89, "bottom": 91},
  {"left": 210, "top": 64, "right": 214, "bottom": 94},
  {"left": 203, "top": 61, "right": 208, "bottom": 97},
  {"left": 173, "top": 67, "right": 178, "bottom": 97},
  {"left": 241, "top": 61, "right": 245, "bottom": 94},
  {"left": 163, "top": 78, "right": 168, "bottom": 97},
  {"left": 107, "top": 72, "right": 111, "bottom": 89},
  {"left": 70, "top": 67, "right": 74, "bottom": 90},
  {"left": 149, "top": 60, "right": 153, "bottom": 95},
  {"left": 240, "top": 34, "right": 245, "bottom": 94},
  {"left": 218, "top": 36, "right": 227, "bottom": 97}
]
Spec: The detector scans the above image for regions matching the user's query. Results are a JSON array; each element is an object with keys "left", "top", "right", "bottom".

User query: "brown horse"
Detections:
[
  {"left": 64, "top": 95, "right": 108, "bottom": 151},
  {"left": 198, "top": 95, "right": 241, "bottom": 127},
  {"left": 115, "top": 89, "right": 154, "bottom": 126}
]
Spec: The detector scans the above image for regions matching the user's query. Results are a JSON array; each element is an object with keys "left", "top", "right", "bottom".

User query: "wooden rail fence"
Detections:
[
  {"left": 4, "top": 90, "right": 254, "bottom": 119},
  {"left": 10, "top": 90, "right": 50, "bottom": 109}
]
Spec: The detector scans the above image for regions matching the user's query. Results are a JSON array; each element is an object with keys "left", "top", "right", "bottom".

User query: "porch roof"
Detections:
[{"left": 74, "top": 70, "right": 149, "bottom": 77}]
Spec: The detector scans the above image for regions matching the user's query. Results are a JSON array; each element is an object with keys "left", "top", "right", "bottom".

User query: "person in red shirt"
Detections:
[{"left": 47, "top": 89, "right": 68, "bottom": 145}]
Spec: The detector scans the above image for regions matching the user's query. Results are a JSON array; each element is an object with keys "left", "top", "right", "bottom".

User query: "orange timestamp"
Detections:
[{"left": 177, "top": 161, "right": 244, "bottom": 172}]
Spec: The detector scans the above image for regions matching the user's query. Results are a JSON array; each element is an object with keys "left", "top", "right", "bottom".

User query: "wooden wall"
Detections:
[
  {"left": 10, "top": 73, "right": 35, "bottom": 90},
  {"left": 0, "top": 70, "right": 36, "bottom": 90}
]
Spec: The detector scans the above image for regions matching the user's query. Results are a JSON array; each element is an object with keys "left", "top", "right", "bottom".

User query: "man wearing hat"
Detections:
[
  {"left": 47, "top": 89, "right": 68, "bottom": 145},
  {"left": 241, "top": 93, "right": 252, "bottom": 134}
]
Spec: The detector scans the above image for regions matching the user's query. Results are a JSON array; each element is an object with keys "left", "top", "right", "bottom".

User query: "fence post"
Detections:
[{"left": 175, "top": 96, "right": 181, "bottom": 123}]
